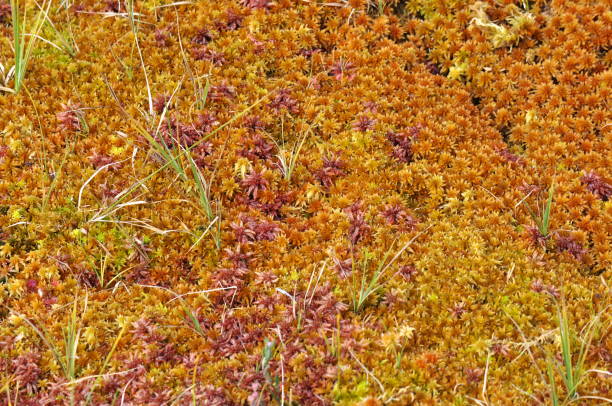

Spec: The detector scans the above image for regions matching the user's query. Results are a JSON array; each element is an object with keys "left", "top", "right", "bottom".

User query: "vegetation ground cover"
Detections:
[{"left": 0, "top": 0, "right": 610, "bottom": 404}]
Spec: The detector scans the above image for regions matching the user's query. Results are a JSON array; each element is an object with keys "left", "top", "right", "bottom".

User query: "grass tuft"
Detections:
[
  {"left": 8, "top": 0, "right": 53, "bottom": 93},
  {"left": 351, "top": 225, "right": 431, "bottom": 313},
  {"left": 543, "top": 303, "right": 609, "bottom": 405}
]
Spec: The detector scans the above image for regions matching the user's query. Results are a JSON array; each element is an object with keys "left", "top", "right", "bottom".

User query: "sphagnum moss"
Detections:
[{"left": 0, "top": 0, "right": 610, "bottom": 404}]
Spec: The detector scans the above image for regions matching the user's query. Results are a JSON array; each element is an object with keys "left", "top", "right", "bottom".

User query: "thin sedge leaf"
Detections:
[
  {"left": 157, "top": 120, "right": 187, "bottom": 180},
  {"left": 542, "top": 184, "right": 554, "bottom": 236},
  {"left": 187, "top": 216, "right": 217, "bottom": 252},
  {"left": 34, "top": 2, "right": 76, "bottom": 56},
  {"left": 365, "top": 242, "right": 395, "bottom": 296},
  {"left": 573, "top": 313, "right": 600, "bottom": 395},
  {"left": 184, "top": 305, "right": 204, "bottom": 336},
  {"left": 11, "top": 0, "right": 23, "bottom": 92},
  {"left": 14, "top": 311, "right": 68, "bottom": 377},
  {"left": 186, "top": 152, "right": 213, "bottom": 219},
  {"left": 522, "top": 200, "right": 540, "bottom": 230},
  {"left": 201, "top": 76, "right": 210, "bottom": 107},
  {"left": 547, "top": 357, "right": 560, "bottom": 406},
  {"left": 559, "top": 306, "right": 575, "bottom": 396}
]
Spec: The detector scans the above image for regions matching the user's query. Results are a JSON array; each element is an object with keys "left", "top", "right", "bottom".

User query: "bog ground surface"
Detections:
[{"left": 0, "top": 0, "right": 610, "bottom": 404}]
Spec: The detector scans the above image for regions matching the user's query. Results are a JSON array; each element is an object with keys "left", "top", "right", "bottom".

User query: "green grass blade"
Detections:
[
  {"left": 572, "top": 310, "right": 602, "bottom": 396},
  {"left": 522, "top": 200, "right": 540, "bottom": 230},
  {"left": 541, "top": 184, "right": 554, "bottom": 236},
  {"left": 12, "top": 310, "right": 68, "bottom": 377},
  {"left": 183, "top": 303, "right": 204, "bottom": 336},
  {"left": 364, "top": 243, "right": 394, "bottom": 297},
  {"left": 157, "top": 121, "right": 187, "bottom": 180},
  {"left": 186, "top": 151, "right": 213, "bottom": 220},
  {"left": 11, "top": 0, "right": 23, "bottom": 92},
  {"left": 358, "top": 261, "right": 368, "bottom": 310},
  {"left": 558, "top": 306, "right": 575, "bottom": 398},
  {"left": 34, "top": 0, "right": 76, "bottom": 57},
  {"left": 547, "top": 356, "right": 560, "bottom": 406}
]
